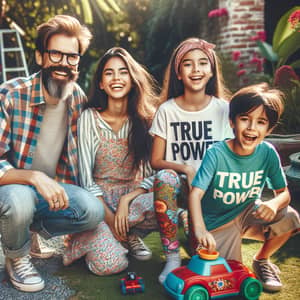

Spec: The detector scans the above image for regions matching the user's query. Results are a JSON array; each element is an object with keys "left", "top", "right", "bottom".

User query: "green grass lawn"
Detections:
[{"left": 59, "top": 190, "right": 300, "bottom": 300}]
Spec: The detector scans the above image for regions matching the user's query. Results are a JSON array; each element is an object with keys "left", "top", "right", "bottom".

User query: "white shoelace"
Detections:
[
  {"left": 258, "top": 261, "right": 281, "bottom": 281},
  {"left": 12, "top": 255, "right": 38, "bottom": 279},
  {"left": 128, "top": 236, "right": 147, "bottom": 252}
]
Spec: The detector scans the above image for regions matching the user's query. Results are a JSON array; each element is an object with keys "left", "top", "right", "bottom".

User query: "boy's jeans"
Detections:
[{"left": 0, "top": 183, "right": 104, "bottom": 258}]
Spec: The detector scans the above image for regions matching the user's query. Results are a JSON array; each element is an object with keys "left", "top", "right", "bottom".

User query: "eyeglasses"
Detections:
[{"left": 44, "top": 49, "right": 81, "bottom": 66}]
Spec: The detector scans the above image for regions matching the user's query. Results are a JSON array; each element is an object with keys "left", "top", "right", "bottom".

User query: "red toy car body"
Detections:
[
  {"left": 120, "top": 272, "right": 145, "bottom": 295},
  {"left": 164, "top": 250, "right": 262, "bottom": 300}
]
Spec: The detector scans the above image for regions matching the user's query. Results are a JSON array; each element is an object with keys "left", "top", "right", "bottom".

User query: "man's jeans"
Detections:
[{"left": 0, "top": 183, "right": 104, "bottom": 258}]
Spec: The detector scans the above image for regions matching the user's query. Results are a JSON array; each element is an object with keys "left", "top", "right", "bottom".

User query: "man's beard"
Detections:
[{"left": 41, "top": 66, "right": 79, "bottom": 100}]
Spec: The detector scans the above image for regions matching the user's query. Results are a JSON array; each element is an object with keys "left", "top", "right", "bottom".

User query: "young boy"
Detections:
[{"left": 189, "top": 83, "right": 300, "bottom": 292}]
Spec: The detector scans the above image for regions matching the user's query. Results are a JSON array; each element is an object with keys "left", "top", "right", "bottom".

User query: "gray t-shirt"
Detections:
[{"left": 31, "top": 100, "right": 67, "bottom": 178}]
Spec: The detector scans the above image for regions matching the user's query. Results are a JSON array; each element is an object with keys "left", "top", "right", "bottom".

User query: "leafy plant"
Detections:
[
  {"left": 256, "top": 6, "right": 300, "bottom": 75},
  {"left": 256, "top": 6, "right": 300, "bottom": 134}
]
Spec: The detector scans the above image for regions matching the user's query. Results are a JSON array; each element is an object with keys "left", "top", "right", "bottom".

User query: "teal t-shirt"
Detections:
[{"left": 192, "top": 140, "right": 287, "bottom": 231}]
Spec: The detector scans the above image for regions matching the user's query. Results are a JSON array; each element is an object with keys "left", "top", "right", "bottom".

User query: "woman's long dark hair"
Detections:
[{"left": 86, "top": 47, "right": 159, "bottom": 172}]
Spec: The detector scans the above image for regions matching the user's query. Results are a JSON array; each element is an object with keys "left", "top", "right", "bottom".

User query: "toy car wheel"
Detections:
[
  {"left": 121, "top": 285, "right": 127, "bottom": 295},
  {"left": 240, "top": 277, "right": 262, "bottom": 300},
  {"left": 184, "top": 285, "right": 209, "bottom": 300}
]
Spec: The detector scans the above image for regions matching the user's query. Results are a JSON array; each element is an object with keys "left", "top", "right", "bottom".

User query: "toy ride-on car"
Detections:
[
  {"left": 164, "top": 249, "right": 262, "bottom": 300},
  {"left": 120, "top": 272, "right": 145, "bottom": 295}
]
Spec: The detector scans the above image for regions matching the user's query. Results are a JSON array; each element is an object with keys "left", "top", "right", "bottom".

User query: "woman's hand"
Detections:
[
  {"left": 105, "top": 209, "right": 127, "bottom": 242},
  {"left": 114, "top": 188, "right": 147, "bottom": 239},
  {"left": 98, "top": 196, "right": 127, "bottom": 242},
  {"left": 115, "top": 196, "right": 130, "bottom": 239}
]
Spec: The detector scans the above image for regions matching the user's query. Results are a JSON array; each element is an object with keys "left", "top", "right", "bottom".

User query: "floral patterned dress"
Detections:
[{"left": 63, "top": 109, "right": 157, "bottom": 275}]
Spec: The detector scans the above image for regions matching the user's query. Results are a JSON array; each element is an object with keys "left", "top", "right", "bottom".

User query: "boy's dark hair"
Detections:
[{"left": 229, "top": 83, "right": 284, "bottom": 129}]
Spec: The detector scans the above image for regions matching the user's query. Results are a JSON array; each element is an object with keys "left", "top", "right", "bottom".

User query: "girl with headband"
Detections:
[{"left": 149, "top": 37, "right": 233, "bottom": 283}]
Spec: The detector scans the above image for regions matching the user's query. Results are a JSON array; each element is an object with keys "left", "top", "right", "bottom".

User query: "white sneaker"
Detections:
[
  {"left": 5, "top": 255, "right": 45, "bottom": 292},
  {"left": 127, "top": 235, "right": 152, "bottom": 261},
  {"left": 252, "top": 258, "right": 282, "bottom": 292}
]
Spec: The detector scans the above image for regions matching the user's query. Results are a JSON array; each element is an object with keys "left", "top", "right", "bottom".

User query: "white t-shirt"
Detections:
[{"left": 149, "top": 97, "right": 233, "bottom": 171}]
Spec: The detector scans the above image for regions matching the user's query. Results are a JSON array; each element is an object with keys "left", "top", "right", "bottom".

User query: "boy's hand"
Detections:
[
  {"left": 194, "top": 228, "right": 216, "bottom": 253},
  {"left": 252, "top": 200, "right": 277, "bottom": 222}
]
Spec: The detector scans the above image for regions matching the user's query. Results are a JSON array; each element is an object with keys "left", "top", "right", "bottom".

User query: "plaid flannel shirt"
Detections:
[{"left": 0, "top": 71, "right": 87, "bottom": 184}]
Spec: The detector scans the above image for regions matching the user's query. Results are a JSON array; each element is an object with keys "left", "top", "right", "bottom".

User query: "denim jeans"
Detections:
[{"left": 0, "top": 183, "right": 104, "bottom": 258}]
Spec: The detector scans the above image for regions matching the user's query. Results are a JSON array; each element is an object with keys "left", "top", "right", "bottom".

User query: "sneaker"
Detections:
[
  {"left": 30, "top": 233, "right": 55, "bottom": 259},
  {"left": 5, "top": 255, "right": 45, "bottom": 292},
  {"left": 127, "top": 234, "right": 152, "bottom": 261},
  {"left": 252, "top": 258, "right": 282, "bottom": 292}
]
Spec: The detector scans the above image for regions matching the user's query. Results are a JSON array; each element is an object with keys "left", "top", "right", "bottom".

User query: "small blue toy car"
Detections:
[{"left": 120, "top": 272, "right": 145, "bottom": 295}]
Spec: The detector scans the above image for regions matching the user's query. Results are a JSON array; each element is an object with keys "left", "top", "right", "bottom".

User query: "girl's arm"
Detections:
[
  {"left": 189, "top": 186, "right": 216, "bottom": 252},
  {"left": 151, "top": 135, "right": 196, "bottom": 186},
  {"left": 115, "top": 188, "right": 147, "bottom": 238},
  {"left": 253, "top": 187, "right": 290, "bottom": 222}
]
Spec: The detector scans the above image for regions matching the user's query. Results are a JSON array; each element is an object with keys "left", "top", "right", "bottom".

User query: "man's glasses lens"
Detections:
[{"left": 45, "top": 50, "right": 81, "bottom": 66}]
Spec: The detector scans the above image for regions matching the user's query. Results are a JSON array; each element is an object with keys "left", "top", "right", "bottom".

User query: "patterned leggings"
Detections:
[{"left": 153, "top": 169, "right": 189, "bottom": 255}]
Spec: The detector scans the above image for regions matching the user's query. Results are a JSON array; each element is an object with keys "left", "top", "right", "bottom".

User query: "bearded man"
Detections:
[{"left": 0, "top": 15, "right": 104, "bottom": 292}]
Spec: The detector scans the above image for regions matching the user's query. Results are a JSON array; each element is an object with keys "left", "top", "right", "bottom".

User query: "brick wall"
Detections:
[{"left": 214, "top": 0, "right": 265, "bottom": 86}]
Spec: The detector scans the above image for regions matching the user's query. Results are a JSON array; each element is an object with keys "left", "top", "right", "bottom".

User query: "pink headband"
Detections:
[{"left": 174, "top": 40, "right": 216, "bottom": 76}]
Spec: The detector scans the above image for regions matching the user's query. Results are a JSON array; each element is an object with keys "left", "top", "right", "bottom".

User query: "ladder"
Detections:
[{"left": 0, "top": 29, "right": 29, "bottom": 83}]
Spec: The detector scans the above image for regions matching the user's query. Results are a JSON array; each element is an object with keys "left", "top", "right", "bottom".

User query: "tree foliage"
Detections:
[
  {"left": 1, "top": 0, "right": 217, "bottom": 88},
  {"left": 1, "top": 0, "right": 123, "bottom": 88},
  {"left": 142, "top": 0, "right": 217, "bottom": 82}
]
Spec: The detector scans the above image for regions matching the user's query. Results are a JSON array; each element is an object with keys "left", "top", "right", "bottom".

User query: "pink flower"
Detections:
[
  {"left": 249, "top": 57, "right": 261, "bottom": 64},
  {"left": 219, "top": 8, "right": 229, "bottom": 16},
  {"left": 249, "top": 56, "right": 264, "bottom": 72},
  {"left": 274, "top": 65, "right": 299, "bottom": 88},
  {"left": 256, "top": 60, "right": 263, "bottom": 72},
  {"left": 208, "top": 9, "right": 219, "bottom": 18},
  {"left": 238, "top": 63, "right": 244, "bottom": 68},
  {"left": 208, "top": 9, "right": 216, "bottom": 18},
  {"left": 288, "top": 10, "right": 300, "bottom": 31},
  {"left": 232, "top": 51, "right": 241, "bottom": 61},
  {"left": 250, "top": 31, "right": 266, "bottom": 42},
  {"left": 237, "top": 69, "right": 246, "bottom": 76},
  {"left": 208, "top": 8, "right": 228, "bottom": 18},
  {"left": 257, "top": 31, "right": 266, "bottom": 41}
]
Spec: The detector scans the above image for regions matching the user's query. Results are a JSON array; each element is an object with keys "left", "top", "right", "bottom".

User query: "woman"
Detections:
[{"left": 63, "top": 47, "right": 159, "bottom": 275}]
